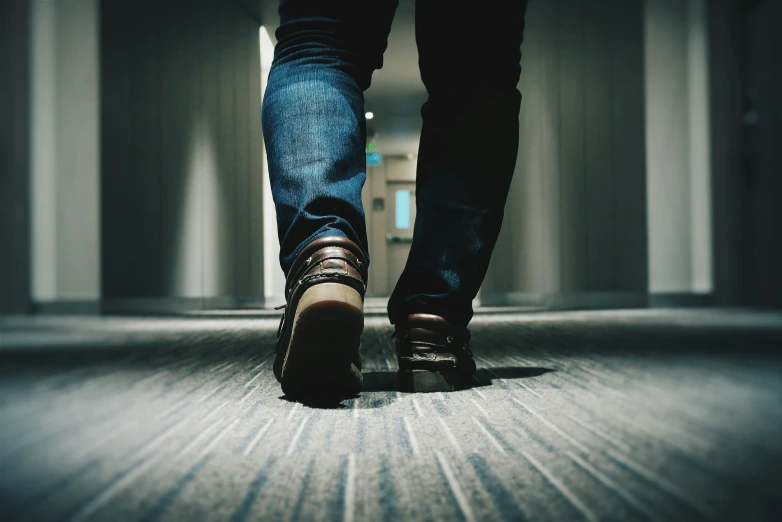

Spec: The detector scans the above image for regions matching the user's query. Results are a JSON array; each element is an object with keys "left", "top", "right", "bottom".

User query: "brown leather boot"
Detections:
[
  {"left": 393, "top": 314, "right": 476, "bottom": 392},
  {"left": 274, "top": 236, "right": 367, "bottom": 396}
]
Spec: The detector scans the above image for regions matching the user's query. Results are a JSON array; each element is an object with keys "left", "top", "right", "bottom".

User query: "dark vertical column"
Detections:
[
  {"left": 610, "top": 0, "right": 648, "bottom": 293},
  {"left": 0, "top": 0, "right": 31, "bottom": 314},
  {"left": 557, "top": 0, "right": 587, "bottom": 292},
  {"left": 770, "top": 0, "right": 782, "bottom": 305},
  {"left": 583, "top": 0, "right": 616, "bottom": 291},
  {"left": 708, "top": 0, "right": 744, "bottom": 305},
  {"left": 746, "top": 0, "right": 782, "bottom": 306},
  {"left": 217, "top": 0, "right": 238, "bottom": 295},
  {"left": 101, "top": 0, "right": 135, "bottom": 298},
  {"left": 233, "top": 3, "right": 252, "bottom": 296},
  {"left": 130, "top": 3, "right": 163, "bottom": 298}
]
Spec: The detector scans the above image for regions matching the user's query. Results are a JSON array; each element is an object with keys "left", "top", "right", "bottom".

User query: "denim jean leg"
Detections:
[
  {"left": 387, "top": 0, "right": 529, "bottom": 327},
  {"left": 262, "top": 0, "right": 398, "bottom": 275}
]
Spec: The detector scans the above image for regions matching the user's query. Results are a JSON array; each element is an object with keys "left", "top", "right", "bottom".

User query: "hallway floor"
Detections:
[{"left": 1, "top": 309, "right": 781, "bottom": 521}]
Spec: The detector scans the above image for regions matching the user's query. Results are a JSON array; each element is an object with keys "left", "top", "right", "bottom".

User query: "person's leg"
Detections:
[
  {"left": 263, "top": 0, "right": 398, "bottom": 396},
  {"left": 263, "top": 0, "right": 398, "bottom": 274},
  {"left": 388, "top": 0, "right": 529, "bottom": 328}
]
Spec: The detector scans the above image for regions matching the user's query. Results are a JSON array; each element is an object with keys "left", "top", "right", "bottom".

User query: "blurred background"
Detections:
[{"left": 1, "top": 0, "right": 779, "bottom": 316}]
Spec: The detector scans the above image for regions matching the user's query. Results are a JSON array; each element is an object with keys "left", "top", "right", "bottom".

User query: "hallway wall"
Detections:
[
  {"left": 0, "top": 0, "right": 31, "bottom": 314},
  {"left": 8, "top": 0, "right": 775, "bottom": 313},
  {"left": 482, "top": 0, "right": 648, "bottom": 308},
  {"left": 741, "top": 0, "right": 782, "bottom": 307},
  {"left": 30, "top": 0, "right": 101, "bottom": 311},
  {"left": 100, "top": 0, "right": 265, "bottom": 310},
  {"left": 644, "top": 0, "right": 712, "bottom": 296},
  {"left": 708, "top": 0, "right": 745, "bottom": 308}
]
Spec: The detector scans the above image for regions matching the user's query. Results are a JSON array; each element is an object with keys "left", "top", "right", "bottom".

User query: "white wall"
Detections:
[
  {"left": 100, "top": 0, "right": 264, "bottom": 308},
  {"left": 260, "top": 26, "right": 286, "bottom": 305},
  {"left": 483, "top": 0, "right": 648, "bottom": 308},
  {"left": 645, "top": 0, "right": 713, "bottom": 294},
  {"left": 481, "top": 0, "right": 715, "bottom": 306},
  {"left": 27, "top": 0, "right": 274, "bottom": 310},
  {"left": 30, "top": 0, "right": 100, "bottom": 303}
]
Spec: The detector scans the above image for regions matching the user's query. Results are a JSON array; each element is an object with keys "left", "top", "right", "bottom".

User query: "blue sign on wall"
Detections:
[{"left": 366, "top": 152, "right": 383, "bottom": 166}]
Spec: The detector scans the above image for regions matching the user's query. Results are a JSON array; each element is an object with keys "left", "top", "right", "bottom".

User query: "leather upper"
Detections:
[
  {"left": 274, "top": 236, "right": 367, "bottom": 381},
  {"left": 394, "top": 313, "right": 476, "bottom": 375},
  {"left": 285, "top": 236, "right": 367, "bottom": 301}
]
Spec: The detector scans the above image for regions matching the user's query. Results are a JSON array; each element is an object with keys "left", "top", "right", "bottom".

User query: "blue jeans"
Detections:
[{"left": 263, "top": 0, "right": 528, "bottom": 327}]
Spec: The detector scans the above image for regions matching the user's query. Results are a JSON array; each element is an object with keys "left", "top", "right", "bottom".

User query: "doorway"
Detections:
[{"left": 362, "top": 155, "right": 417, "bottom": 299}]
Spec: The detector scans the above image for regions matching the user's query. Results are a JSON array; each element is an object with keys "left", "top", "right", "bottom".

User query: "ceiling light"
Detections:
[{"left": 365, "top": 112, "right": 374, "bottom": 120}]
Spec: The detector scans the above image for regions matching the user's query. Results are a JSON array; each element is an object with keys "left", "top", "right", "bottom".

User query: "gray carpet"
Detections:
[{"left": 1, "top": 309, "right": 781, "bottom": 521}]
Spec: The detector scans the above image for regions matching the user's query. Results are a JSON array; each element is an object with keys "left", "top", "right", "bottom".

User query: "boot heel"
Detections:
[
  {"left": 281, "top": 283, "right": 364, "bottom": 396},
  {"left": 397, "top": 369, "right": 462, "bottom": 393}
]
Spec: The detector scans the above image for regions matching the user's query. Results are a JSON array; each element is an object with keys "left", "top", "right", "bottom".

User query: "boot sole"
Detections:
[
  {"left": 281, "top": 283, "right": 364, "bottom": 397},
  {"left": 397, "top": 369, "right": 473, "bottom": 393}
]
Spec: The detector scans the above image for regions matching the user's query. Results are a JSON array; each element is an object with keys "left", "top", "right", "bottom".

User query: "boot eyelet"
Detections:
[{"left": 447, "top": 336, "right": 455, "bottom": 344}]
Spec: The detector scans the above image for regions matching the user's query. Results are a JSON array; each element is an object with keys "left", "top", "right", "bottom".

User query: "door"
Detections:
[
  {"left": 386, "top": 182, "right": 416, "bottom": 292},
  {"left": 362, "top": 156, "right": 418, "bottom": 298}
]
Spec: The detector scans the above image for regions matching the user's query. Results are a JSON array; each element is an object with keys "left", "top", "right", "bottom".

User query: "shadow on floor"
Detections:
[
  {"left": 363, "top": 366, "right": 554, "bottom": 393},
  {"left": 284, "top": 367, "right": 555, "bottom": 409}
]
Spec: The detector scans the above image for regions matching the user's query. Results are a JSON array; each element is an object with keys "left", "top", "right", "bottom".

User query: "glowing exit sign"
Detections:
[{"left": 366, "top": 152, "right": 383, "bottom": 166}]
